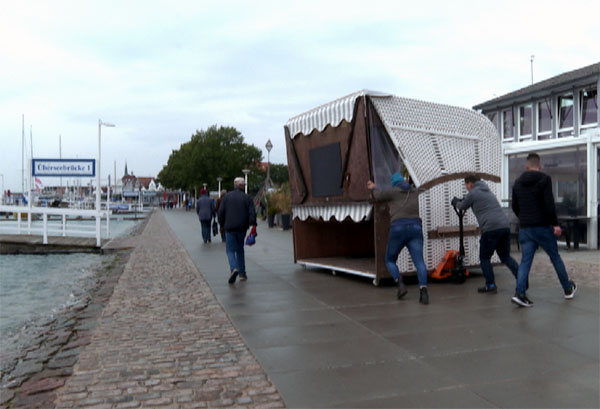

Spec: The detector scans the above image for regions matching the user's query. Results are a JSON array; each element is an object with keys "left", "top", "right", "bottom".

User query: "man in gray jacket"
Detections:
[{"left": 452, "top": 175, "right": 519, "bottom": 293}]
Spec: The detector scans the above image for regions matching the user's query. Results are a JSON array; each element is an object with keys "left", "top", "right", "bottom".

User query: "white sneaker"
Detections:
[{"left": 564, "top": 282, "right": 577, "bottom": 299}]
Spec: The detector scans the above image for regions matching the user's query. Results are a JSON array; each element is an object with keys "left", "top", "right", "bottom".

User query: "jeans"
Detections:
[
  {"left": 225, "top": 231, "right": 246, "bottom": 275},
  {"left": 385, "top": 221, "right": 428, "bottom": 287},
  {"left": 516, "top": 226, "right": 572, "bottom": 295},
  {"left": 480, "top": 228, "right": 519, "bottom": 287},
  {"left": 200, "top": 220, "right": 211, "bottom": 242}
]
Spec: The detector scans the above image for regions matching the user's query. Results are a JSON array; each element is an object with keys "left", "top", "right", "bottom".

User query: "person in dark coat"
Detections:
[
  {"left": 196, "top": 188, "right": 215, "bottom": 243},
  {"left": 218, "top": 177, "right": 256, "bottom": 284},
  {"left": 510, "top": 153, "right": 577, "bottom": 307}
]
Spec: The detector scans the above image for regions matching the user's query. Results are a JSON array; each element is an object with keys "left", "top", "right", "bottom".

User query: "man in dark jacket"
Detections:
[
  {"left": 218, "top": 177, "right": 257, "bottom": 284},
  {"left": 452, "top": 175, "right": 519, "bottom": 293},
  {"left": 510, "top": 153, "right": 577, "bottom": 307},
  {"left": 196, "top": 189, "right": 215, "bottom": 243}
]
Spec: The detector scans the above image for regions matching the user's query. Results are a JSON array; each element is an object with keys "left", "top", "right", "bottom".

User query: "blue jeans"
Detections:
[
  {"left": 225, "top": 231, "right": 246, "bottom": 275},
  {"left": 516, "top": 226, "right": 572, "bottom": 295},
  {"left": 201, "top": 220, "right": 211, "bottom": 242},
  {"left": 385, "top": 221, "right": 428, "bottom": 287},
  {"left": 480, "top": 228, "right": 519, "bottom": 287}
]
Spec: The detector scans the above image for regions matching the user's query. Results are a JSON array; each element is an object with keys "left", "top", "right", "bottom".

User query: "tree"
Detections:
[
  {"left": 157, "top": 125, "right": 263, "bottom": 193},
  {"left": 268, "top": 163, "right": 289, "bottom": 186}
]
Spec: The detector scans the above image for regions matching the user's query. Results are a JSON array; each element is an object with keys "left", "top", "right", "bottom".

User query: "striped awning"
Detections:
[
  {"left": 286, "top": 89, "right": 391, "bottom": 138},
  {"left": 293, "top": 202, "right": 373, "bottom": 222}
]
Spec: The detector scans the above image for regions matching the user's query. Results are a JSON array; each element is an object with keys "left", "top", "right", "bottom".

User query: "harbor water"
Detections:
[{"left": 0, "top": 216, "right": 142, "bottom": 364}]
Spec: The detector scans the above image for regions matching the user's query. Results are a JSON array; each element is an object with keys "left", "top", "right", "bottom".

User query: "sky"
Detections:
[{"left": 1, "top": 0, "right": 599, "bottom": 192}]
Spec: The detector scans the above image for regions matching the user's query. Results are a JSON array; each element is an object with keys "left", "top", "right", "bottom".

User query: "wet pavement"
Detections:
[{"left": 165, "top": 210, "right": 599, "bottom": 408}]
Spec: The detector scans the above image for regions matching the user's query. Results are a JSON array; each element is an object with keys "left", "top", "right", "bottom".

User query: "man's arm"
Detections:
[
  {"left": 452, "top": 191, "right": 474, "bottom": 211},
  {"left": 511, "top": 186, "right": 520, "bottom": 217},
  {"left": 542, "top": 176, "right": 559, "bottom": 227}
]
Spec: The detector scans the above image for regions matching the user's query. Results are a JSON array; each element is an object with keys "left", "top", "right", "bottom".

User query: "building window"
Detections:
[
  {"left": 502, "top": 107, "right": 514, "bottom": 140},
  {"left": 537, "top": 99, "right": 552, "bottom": 140},
  {"left": 558, "top": 94, "right": 574, "bottom": 137},
  {"left": 486, "top": 111, "right": 499, "bottom": 133},
  {"left": 580, "top": 87, "right": 598, "bottom": 131},
  {"left": 519, "top": 104, "right": 532, "bottom": 139}
]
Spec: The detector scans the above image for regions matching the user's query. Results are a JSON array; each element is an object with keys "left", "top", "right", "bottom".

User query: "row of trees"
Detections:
[{"left": 157, "top": 125, "right": 288, "bottom": 194}]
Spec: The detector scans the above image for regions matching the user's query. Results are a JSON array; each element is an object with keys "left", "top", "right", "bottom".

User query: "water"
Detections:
[
  {"left": 0, "top": 253, "right": 105, "bottom": 336},
  {"left": 0, "top": 217, "right": 141, "bottom": 364}
]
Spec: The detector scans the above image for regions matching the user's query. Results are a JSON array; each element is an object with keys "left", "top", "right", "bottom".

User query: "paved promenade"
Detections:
[
  {"left": 53, "top": 211, "right": 284, "bottom": 409},
  {"left": 165, "top": 209, "right": 599, "bottom": 408}
]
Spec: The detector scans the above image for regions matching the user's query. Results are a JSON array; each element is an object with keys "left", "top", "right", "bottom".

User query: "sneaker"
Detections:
[
  {"left": 511, "top": 293, "right": 533, "bottom": 307},
  {"left": 419, "top": 287, "right": 429, "bottom": 305},
  {"left": 564, "top": 282, "right": 577, "bottom": 299},
  {"left": 239, "top": 274, "right": 247, "bottom": 281},
  {"left": 478, "top": 285, "right": 497, "bottom": 294},
  {"left": 397, "top": 279, "right": 407, "bottom": 299},
  {"left": 228, "top": 269, "right": 239, "bottom": 284}
]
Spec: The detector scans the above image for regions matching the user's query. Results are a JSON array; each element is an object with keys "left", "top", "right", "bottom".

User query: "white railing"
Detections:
[{"left": 0, "top": 205, "right": 110, "bottom": 247}]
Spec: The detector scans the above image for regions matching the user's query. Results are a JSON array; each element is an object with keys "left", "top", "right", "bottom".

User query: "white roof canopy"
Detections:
[{"left": 285, "top": 90, "right": 500, "bottom": 188}]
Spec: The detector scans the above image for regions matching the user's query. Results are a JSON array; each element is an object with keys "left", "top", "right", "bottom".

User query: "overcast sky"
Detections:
[{"left": 1, "top": 0, "right": 598, "bottom": 192}]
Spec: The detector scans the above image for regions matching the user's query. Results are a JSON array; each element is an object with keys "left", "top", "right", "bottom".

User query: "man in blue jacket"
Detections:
[
  {"left": 510, "top": 153, "right": 577, "bottom": 307},
  {"left": 452, "top": 175, "right": 519, "bottom": 294},
  {"left": 218, "top": 177, "right": 257, "bottom": 284}
]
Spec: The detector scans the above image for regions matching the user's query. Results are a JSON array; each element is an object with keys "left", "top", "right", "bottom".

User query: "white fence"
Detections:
[{"left": 0, "top": 205, "right": 110, "bottom": 247}]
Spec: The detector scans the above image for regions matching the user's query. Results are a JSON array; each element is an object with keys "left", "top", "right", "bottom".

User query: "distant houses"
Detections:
[{"left": 121, "top": 165, "right": 162, "bottom": 205}]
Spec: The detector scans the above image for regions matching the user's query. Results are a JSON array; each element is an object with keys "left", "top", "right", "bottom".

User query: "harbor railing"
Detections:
[{"left": 0, "top": 205, "right": 110, "bottom": 247}]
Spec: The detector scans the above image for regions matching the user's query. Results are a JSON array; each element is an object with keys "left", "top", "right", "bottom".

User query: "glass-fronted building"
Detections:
[{"left": 473, "top": 62, "right": 600, "bottom": 249}]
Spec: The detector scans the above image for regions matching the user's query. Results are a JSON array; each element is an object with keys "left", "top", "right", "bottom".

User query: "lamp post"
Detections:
[
  {"left": 265, "top": 139, "right": 273, "bottom": 188},
  {"left": 97, "top": 119, "right": 115, "bottom": 247},
  {"left": 217, "top": 177, "right": 222, "bottom": 194},
  {"left": 242, "top": 169, "right": 250, "bottom": 194}
]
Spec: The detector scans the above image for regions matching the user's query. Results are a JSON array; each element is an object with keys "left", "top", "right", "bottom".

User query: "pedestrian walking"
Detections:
[
  {"left": 215, "top": 189, "right": 227, "bottom": 242},
  {"left": 452, "top": 174, "right": 520, "bottom": 293},
  {"left": 367, "top": 173, "right": 429, "bottom": 304},
  {"left": 511, "top": 153, "right": 577, "bottom": 307},
  {"left": 196, "top": 188, "right": 215, "bottom": 243},
  {"left": 218, "top": 177, "right": 257, "bottom": 284}
]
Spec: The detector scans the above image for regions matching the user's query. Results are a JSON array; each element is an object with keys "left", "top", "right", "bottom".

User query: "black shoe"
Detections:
[
  {"left": 419, "top": 287, "right": 429, "bottom": 305},
  {"left": 511, "top": 293, "right": 533, "bottom": 307},
  {"left": 478, "top": 285, "right": 497, "bottom": 294},
  {"left": 564, "top": 282, "right": 577, "bottom": 299},
  {"left": 239, "top": 274, "right": 247, "bottom": 281},
  {"left": 397, "top": 279, "right": 407, "bottom": 299},
  {"left": 228, "top": 269, "right": 239, "bottom": 284}
]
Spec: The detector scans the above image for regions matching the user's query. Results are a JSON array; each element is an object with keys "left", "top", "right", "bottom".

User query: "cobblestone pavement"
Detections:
[{"left": 53, "top": 211, "right": 284, "bottom": 409}]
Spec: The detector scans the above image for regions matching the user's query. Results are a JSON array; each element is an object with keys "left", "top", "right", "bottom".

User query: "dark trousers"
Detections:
[
  {"left": 201, "top": 220, "right": 211, "bottom": 242},
  {"left": 480, "top": 228, "right": 519, "bottom": 287},
  {"left": 516, "top": 226, "right": 572, "bottom": 295}
]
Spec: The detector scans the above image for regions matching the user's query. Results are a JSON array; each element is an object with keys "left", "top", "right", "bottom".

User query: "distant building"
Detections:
[
  {"left": 121, "top": 164, "right": 161, "bottom": 205},
  {"left": 473, "top": 62, "right": 599, "bottom": 248}
]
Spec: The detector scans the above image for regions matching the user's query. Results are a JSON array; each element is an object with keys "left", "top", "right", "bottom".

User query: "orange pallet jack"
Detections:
[{"left": 431, "top": 203, "right": 469, "bottom": 283}]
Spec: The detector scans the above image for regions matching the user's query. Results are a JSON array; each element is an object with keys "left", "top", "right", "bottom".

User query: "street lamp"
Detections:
[
  {"left": 265, "top": 139, "right": 273, "bottom": 188},
  {"left": 97, "top": 119, "right": 115, "bottom": 247},
  {"left": 217, "top": 177, "right": 222, "bottom": 194},
  {"left": 242, "top": 169, "right": 250, "bottom": 194}
]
